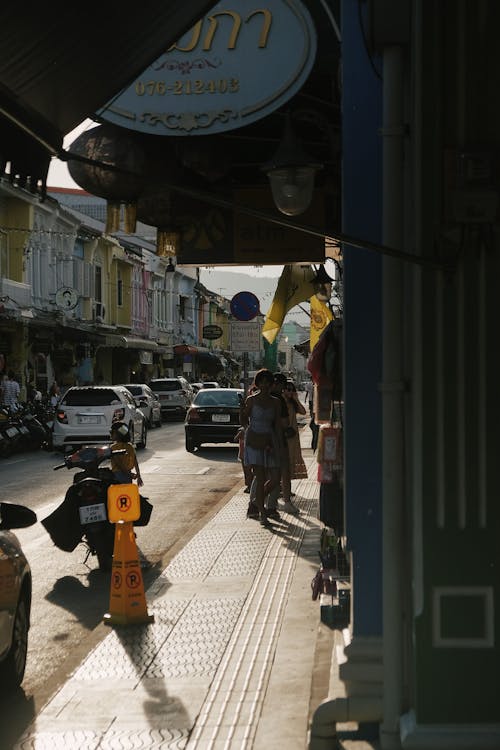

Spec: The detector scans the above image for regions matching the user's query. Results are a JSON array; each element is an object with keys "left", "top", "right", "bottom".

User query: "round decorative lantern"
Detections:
[{"left": 68, "top": 124, "right": 147, "bottom": 233}]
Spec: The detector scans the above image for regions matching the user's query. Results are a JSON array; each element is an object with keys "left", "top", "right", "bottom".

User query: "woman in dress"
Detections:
[
  {"left": 284, "top": 380, "right": 308, "bottom": 481},
  {"left": 240, "top": 369, "right": 282, "bottom": 527}
]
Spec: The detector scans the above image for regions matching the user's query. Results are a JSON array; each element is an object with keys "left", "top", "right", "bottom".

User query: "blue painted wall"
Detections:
[{"left": 341, "top": 0, "right": 383, "bottom": 636}]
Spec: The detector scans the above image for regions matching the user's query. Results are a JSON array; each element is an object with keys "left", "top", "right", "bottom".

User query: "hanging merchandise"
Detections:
[
  {"left": 314, "top": 381, "right": 334, "bottom": 423},
  {"left": 317, "top": 424, "right": 343, "bottom": 482},
  {"left": 317, "top": 424, "right": 343, "bottom": 466}
]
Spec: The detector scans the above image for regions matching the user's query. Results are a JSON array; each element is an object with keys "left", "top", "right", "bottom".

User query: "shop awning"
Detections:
[
  {"left": 174, "top": 344, "right": 198, "bottom": 356},
  {"left": 103, "top": 334, "right": 159, "bottom": 350},
  {"left": 0, "top": 2, "right": 218, "bottom": 189},
  {"left": 119, "top": 336, "right": 159, "bottom": 351}
]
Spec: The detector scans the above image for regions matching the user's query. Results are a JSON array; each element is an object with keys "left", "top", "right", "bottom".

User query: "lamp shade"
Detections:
[
  {"left": 262, "top": 113, "right": 322, "bottom": 216},
  {"left": 267, "top": 166, "right": 318, "bottom": 217}
]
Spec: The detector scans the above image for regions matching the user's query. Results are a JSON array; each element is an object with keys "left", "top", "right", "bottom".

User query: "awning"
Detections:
[
  {"left": 173, "top": 344, "right": 213, "bottom": 356},
  {"left": 120, "top": 336, "right": 159, "bottom": 351},
  {"left": 104, "top": 334, "right": 159, "bottom": 350},
  {"left": 0, "top": 2, "right": 218, "bottom": 188},
  {"left": 174, "top": 344, "right": 198, "bottom": 356}
]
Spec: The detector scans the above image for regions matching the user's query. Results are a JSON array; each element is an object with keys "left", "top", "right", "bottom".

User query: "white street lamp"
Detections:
[{"left": 262, "top": 113, "right": 322, "bottom": 217}]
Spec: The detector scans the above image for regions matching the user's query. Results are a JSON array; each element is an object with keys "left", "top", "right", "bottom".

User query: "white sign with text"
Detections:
[{"left": 231, "top": 322, "right": 261, "bottom": 352}]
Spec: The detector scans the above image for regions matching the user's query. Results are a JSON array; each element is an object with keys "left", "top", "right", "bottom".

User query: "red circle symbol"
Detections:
[
  {"left": 126, "top": 571, "right": 142, "bottom": 589},
  {"left": 116, "top": 494, "right": 132, "bottom": 513},
  {"left": 112, "top": 572, "right": 122, "bottom": 589}
]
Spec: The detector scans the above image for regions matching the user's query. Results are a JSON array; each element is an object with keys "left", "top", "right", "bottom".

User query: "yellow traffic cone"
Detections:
[{"left": 103, "top": 520, "right": 154, "bottom": 626}]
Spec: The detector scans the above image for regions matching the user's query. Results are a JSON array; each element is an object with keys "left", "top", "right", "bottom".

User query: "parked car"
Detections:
[
  {"left": 0, "top": 502, "right": 37, "bottom": 691},
  {"left": 191, "top": 382, "right": 204, "bottom": 394},
  {"left": 52, "top": 385, "right": 147, "bottom": 452},
  {"left": 200, "top": 381, "right": 219, "bottom": 389},
  {"left": 149, "top": 377, "right": 194, "bottom": 420},
  {"left": 121, "top": 384, "right": 162, "bottom": 428},
  {"left": 184, "top": 388, "right": 243, "bottom": 452}
]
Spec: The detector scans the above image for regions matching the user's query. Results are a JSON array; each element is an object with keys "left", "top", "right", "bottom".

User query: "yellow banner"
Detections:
[
  {"left": 262, "top": 264, "right": 315, "bottom": 344},
  {"left": 310, "top": 294, "right": 333, "bottom": 351}
]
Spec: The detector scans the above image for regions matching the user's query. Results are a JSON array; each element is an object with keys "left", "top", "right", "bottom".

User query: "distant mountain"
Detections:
[{"left": 199, "top": 268, "right": 310, "bottom": 326}]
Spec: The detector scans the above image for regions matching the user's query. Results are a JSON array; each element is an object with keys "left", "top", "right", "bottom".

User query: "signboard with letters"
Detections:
[
  {"left": 231, "top": 322, "right": 261, "bottom": 352},
  {"left": 203, "top": 324, "right": 223, "bottom": 340},
  {"left": 98, "top": 0, "right": 317, "bottom": 137},
  {"left": 174, "top": 187, "right": 327, "bottom": 266}
]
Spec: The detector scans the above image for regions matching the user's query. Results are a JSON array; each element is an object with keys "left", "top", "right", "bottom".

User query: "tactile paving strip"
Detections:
[
  {"left": 15, "top": 464, "right": 320, "bottom": 750},
  {"left": 162, "top": 528, "right": 235, "bottom": 580}
]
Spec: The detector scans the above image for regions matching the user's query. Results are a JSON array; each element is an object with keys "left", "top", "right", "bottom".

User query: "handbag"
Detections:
[{"left": 246, "top": 429, "right": 272, "bottom": 450}]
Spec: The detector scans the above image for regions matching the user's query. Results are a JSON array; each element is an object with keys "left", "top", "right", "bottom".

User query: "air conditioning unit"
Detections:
[{"left": 93, "top": 301, "right": 106, "bottom": 323}]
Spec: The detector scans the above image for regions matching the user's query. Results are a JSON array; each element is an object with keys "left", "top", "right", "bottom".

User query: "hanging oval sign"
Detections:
[
  {"left": 203, "top": 324, "right": 224, "bottom": 340},
  {"left": 98, "top": 0, "right": 317, "bottom": 136}
]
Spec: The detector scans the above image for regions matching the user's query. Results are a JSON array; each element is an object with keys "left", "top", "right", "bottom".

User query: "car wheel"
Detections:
[
  {"left": 2, "top": 595, "right": 29, "bottom": 690},
  {"left": 137, "top": 420, "right": 147, "bottom": 450},
  {"left": 185, "top": 435, "right": 196, "bottom": 452}
]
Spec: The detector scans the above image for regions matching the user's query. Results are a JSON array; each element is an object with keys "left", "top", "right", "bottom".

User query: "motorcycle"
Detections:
[
  {"left": 0, "top": 406, "right": 23, "bottom": 457},
  {"left": 41, "top": 445, "right": 153, "bottom": 571}
]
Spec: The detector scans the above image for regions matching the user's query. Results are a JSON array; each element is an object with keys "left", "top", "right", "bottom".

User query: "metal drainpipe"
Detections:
[{"left": 380, "top": 44, "right": 405, "bottom": 750}]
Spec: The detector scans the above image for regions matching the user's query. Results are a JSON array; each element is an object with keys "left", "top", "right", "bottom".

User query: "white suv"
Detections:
[
  {"left": 149, "top": 377, "right": 193, "bottom": 420},
  {"left": 52, "top": 385, "right": 147, "bottom": 452}
]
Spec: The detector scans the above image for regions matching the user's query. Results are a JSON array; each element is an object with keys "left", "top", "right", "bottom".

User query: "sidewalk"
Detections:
[{"left": 13, "top": 429, "right": 371, "bottom": 749}]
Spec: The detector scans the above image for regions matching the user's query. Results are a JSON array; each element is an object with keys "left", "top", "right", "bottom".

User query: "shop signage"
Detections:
[
  {"left": 98, "top": 0, "right": 317, "bottom": 136},
  {"left": 203, "top": 324, "right": 223, "bottom": 340},
  {"left": 175, "top": 187, "right": 327, "bottom": 266},
  {"left": 231, "top": 322, "right": 261, "bottom": 352}
]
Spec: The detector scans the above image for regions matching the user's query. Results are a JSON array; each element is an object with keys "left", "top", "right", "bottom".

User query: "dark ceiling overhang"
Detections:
[{"left": 0, "top": 2, "right": 218, "bottom": 190}]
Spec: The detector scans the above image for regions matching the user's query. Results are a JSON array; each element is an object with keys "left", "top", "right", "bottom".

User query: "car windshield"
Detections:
[
  {"left": 150, "top": 381, "right": 181, "bottom": 392},
  {"left": 125, "top": 385, "right": 142, "bottom": 396},
  {"left": 194, "top": 390, "right": 241, "bottom": 407},
  {"left": 62, "top": 388, "right": 122, "bottom": 406}
]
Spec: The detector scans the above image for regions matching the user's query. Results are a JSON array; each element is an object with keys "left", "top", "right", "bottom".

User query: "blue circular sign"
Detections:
[{"left": 230, "top": 291, "right": 260, "bottom": 321}]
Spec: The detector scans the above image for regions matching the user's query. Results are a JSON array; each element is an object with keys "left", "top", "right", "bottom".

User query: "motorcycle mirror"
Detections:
[{"left": 0, "top": 502, "right": 37, "bottom": 530}]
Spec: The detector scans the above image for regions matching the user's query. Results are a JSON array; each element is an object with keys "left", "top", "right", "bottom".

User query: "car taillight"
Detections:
[
  {"left": 113, "top": 408, "right": 125, "bottom": 421},
  {"left": 186, "top": 408, "right": 201, "bottom": 423},
  {"left": 56, "top": 410, "right": 68, "bottom": 424}
]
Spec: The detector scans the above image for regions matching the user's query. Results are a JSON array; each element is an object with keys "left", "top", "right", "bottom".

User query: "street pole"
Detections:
[{"left": 243, "top": 351, "right": 248, "bottom": 393}]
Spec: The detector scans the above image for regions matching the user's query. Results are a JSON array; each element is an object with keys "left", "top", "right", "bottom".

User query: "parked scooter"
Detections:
[
  {"left": 0, "top": 406, "right": 23, "bottom": 457},
  {"left": 42, "top": 446, "right": 152, "bottom": 571},
  {"left": 12, "top": 403, "right": 48, "bottom": 451}
]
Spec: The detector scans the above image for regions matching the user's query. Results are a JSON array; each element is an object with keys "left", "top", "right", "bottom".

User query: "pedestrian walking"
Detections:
[
  {"left": 49, "top": 381, "right": 61, "bottom": 407},
  {"left": 235, "top": 425, "right": 253, "bottom": 492},
  {"left": 240, "top": 368, "right": 281, "bottom": 527},
  {"left": 283, "top": 380, "right": 308, "bottom": 480},
  {"left": 1, "top": 370, "right": 20, "bottom": 409},
  {"left": 267, "top": 372, "right": 300, "bottom": 515}
]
